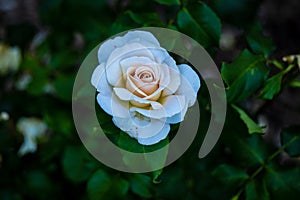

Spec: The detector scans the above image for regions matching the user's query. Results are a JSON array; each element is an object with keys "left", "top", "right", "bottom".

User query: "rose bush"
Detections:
[{"left": 91, "top": 31, "right": 200, "bottom": 145}]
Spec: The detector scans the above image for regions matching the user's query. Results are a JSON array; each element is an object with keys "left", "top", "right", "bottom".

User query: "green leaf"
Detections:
[
  {"left": 259, "top": 73, "right": 283, "bottom": 100},
  {"left": 264, "top": 164, "right": 300, "bottom": 199},
  {"left": 62, "top": 146, "right": 96, "bottom": 183},
  {"left": 245, "top": 179, "right": 270, "bottom": 200},
  {"left": 112, "top": 177, "right": 130, "bottom": 197},
  {"left": 25, "top": 170, "right": 53, "bottom": 199},
  {"left": 109, "top": 13, "right": 138, "bottom": 35},
  {"left": 128, "top": 11, "right": 164, "bottom": 26},
  {"left": 259, "top": 64, "right": 294, "bottom": 100},
  {"left": 221, "top": 49, "right": 269, "bottom": 103},
  {"left": 232, "top": 104, "right": 264, "bottom": 134},
  {"left": 281, "top": 126, "right": 300, "bottom": 157},
  {"left": 177, "top": 2, "right": 221, "bottom": 48},
  {"left": 22, "top": 54, "right": 49, "bottom": 95},
  {"left": 87, "top": 169, "right": 111, "bottom": 200},
  {"left": 154, "top": 0, "right": 180, "bottom": 6},
  {"left": 222, "top": 114, "right": 271, "bottom": 167},
  {"left": 187, "top": 2, "right": 222, "bottom": 45},
  {"left": 49, "top": 51, "right": 75, "bottom": 70},
  {"left": 87, "top": 170, "right": 129, "bottom": 200},
  {"left": 53, "top": 74, "right": 75, "bottom": 101},
  {"left": 129, "top": 174, "right": 152, "bottom": 198},
  {"left": 117, "top": 131, "right": 169, "bottom": 172},
  {"left": 209, "top": 0, "right": 261, "bottom": 27},
  {"left": 152, "top": 169, "right": 163, "bottom": 183},
  {"left": 177, "top": 8, "right": 210, "bottom": 48},
  {"left": 246, "top": 22, "right": 275, "bottom": 57},
  {"left": 44, "top": 110, "right": 73, "bottom": 137},
  {"left": 212, "top": 164, "right": 249, "bottom": 190}
]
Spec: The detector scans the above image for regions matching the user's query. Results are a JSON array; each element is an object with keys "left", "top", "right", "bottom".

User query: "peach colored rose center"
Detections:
[{"left": 126, "top": 65, "right": 159, "bottom": 98}]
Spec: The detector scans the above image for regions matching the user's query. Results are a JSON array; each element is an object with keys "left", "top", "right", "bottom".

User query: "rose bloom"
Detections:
[{"left": 91, "top": 31, "right": 200, "bottom": 145}]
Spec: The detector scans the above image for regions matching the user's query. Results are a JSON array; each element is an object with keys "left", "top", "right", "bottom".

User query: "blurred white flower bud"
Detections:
[
  {"left": 17, "top": 117, "right": 47, "bottom": 156},
  {"left": 0, "top": 112, "right": 9, "bottom": 121},
  {"left": 220, "top": 31, "right": 236, "bottom": 51},
  {"left": 0, "top": 43, "right": 21, "bottom": 75}
]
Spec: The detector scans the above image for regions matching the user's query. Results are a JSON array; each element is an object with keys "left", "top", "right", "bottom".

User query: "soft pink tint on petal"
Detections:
[
  {"left": 148, "top": 48, "right": 181, "bottom": 96},
  {"left": 105, "top": 43, "right": 155, "bottom": 87},
  {"left": 120, "top": 56, "right": 158, "bottom": 78},
  {"left": 113, "top": 88, "right": 163, "bottom": 109}
]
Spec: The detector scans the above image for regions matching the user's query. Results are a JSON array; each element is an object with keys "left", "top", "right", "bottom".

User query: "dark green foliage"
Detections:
[{"left": 0, "top": 1, "right": 299, "bottom": 200}]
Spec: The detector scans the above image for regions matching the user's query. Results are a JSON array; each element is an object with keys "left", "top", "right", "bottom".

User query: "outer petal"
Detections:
[
  {"left": 98, "top": 30, "right": 160, "bottom": 63},
  {"left": 176, "top": 64, "right": 201, "bottom": 106},
  {"left": 91, "top": 63, "right": 111, "bottom": 95},
  {"left": 130, "top": 95, "right": 185, "bottom": 119},
  {"left": 97, "top": 92, "right": 129, "bottom": 118},
  {"left": 166, "top": 103, "right": 188, "bottom": 124},
  {"left": 137, "top": 123, "right": 170, "bottom": 145},
  {"left": 112, "top": 116, "right": 170, "bottom": 145},
  {"left": 92, "top": 64, "right": 130, "bottom": 118}
]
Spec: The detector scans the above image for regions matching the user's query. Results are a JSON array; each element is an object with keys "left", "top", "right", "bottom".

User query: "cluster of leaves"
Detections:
[{"left": 0, "top": 0, "right": 300, "bottom": 200}]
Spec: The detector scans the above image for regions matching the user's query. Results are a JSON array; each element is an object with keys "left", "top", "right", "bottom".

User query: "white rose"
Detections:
[{"left": 91, "top": 31, "right": 200, "bottom": 145}]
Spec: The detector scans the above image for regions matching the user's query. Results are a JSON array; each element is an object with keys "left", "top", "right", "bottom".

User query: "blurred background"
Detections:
[{"left": 0, "top": 0, "right": 300, "bottom": 199}]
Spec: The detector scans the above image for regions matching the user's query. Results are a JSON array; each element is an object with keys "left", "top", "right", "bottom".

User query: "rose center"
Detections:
[{"left": 138, "top": 71, "right": 154, "bottom": 82}]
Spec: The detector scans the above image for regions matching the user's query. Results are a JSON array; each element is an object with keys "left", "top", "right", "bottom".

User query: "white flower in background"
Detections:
[
  {"left": 0, "top": 43, "right": 21, "bottom": 75},
  {"left": 220, "top": 31, "right": 236, "bottom": 51},
  {"left": 17, "top": 118, "right": 47, "bottom": 156},
  {"left": 91, "top": 31, "right": 200, "bottom": 145},
  {"left": 0, "top": 112, "right": 9, "bottom": 121},
  {"left": 283, "top": 54, "right": 300, "bottom": 69}
]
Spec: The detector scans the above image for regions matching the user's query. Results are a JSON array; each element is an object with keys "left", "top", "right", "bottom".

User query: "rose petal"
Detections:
[
  {"left": 161, "top": 65, "right": 181, "bottom": 96},
  {"left": 120, "top": 56, "right": 158, "bottom": 79},
  {"left": 92, "top": 65, "right": 130, "bottom": 118},
  {"left": 137, "top": 123, "right": 170, "bottom": 145},
  {"left": 126, "top": 71, "right": 148, "bottom": 97},
  {"left": 166, "top": 103, "right": 188, "bottom": 124},
  {"left": 125, "top": 64, "right": 159, "bottom": 97},
  {"left": 98, "top": 30, "right": 160, "bottom": 63},
  {"left": 130, "top": 76, "right": 159, "bottom": 95},
  {"left": 91, "top": 64, "right": 111, "bottom": 95},
  {"left": 130, "top": 95, "right": 185, "bottom": 119},
  {"left": 97, "top": 92, "right": 129, "bottom": 118},
  {"left": 113, "top": 115, "right": 164, "bottom": 139},
  {"left": 105, "top": 43, "right": 157, "bottom": 87},
  {"left": 176, "top": 64, "right": 201, "bottom": 106},
  {"left": 138, "top": 63, "right": 169, "bottom": 101},
  {"left": 113, "top": 88, "right": 163, "bottom": 109},
  {"left": 112, "top": 116, "right": 170, "bottom": 145},
  {"left": 148, "top": 48, "right": 181, "bottom": 96}
]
